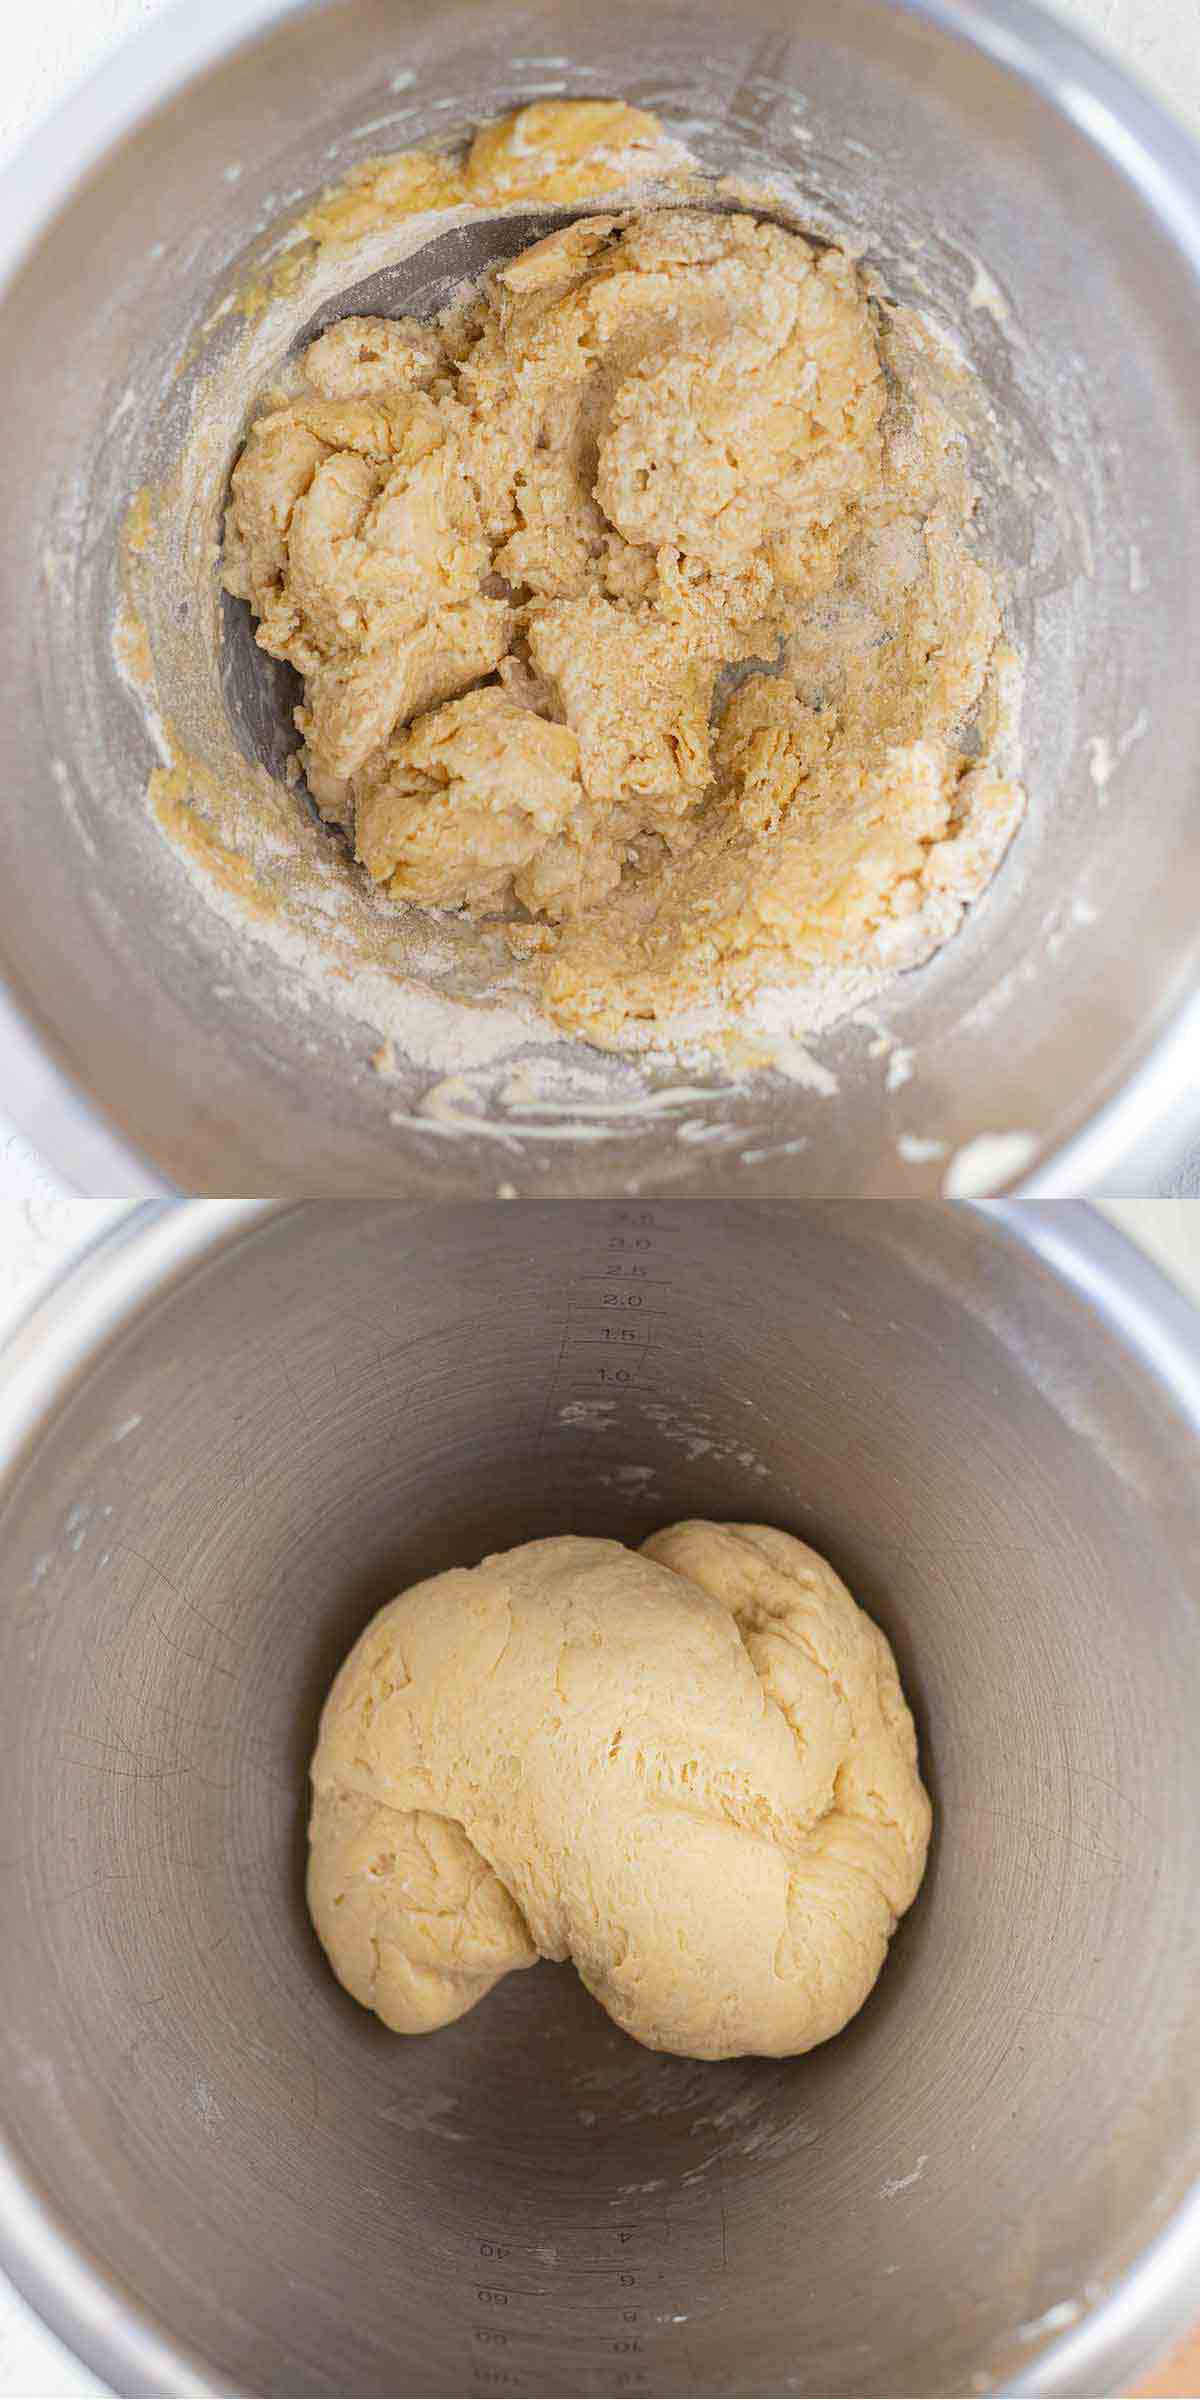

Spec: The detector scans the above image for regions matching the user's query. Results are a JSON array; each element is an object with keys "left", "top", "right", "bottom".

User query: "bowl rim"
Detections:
[
  {"left": 2, "top": 0, "right": 1200, "bottom": 1197},
  {"left": 0, "top": 1196, "right": 1198, "bottom": 2394}
]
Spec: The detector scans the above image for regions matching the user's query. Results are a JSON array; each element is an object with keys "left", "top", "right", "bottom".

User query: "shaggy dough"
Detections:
[
  {"left": 224, "top": 186, "right": 1023, "bottom": 1048},
  {"left": 307, "top": 1523, "right": 931, "bottom": 2059}
]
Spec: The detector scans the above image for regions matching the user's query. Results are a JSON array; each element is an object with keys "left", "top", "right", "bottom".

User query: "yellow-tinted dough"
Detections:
[
  {"left": 355, "top": 687, "right": 590, "bottom": 912},
  {"left": 307, "top": 1524, "right": 931, "bottom": 2060},
  {"left": 225, "top": 161, "right": 1023, "bottom": 1048}
]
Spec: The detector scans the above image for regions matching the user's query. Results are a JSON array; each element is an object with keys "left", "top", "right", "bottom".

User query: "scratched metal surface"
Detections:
[{"left": 0, "top": 1201, "right": 1198, "bottom": 2397}]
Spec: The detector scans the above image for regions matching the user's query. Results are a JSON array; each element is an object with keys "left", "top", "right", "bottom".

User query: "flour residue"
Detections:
[
  {"left": 942, "top": 1130, "right": 1037, "bottom": 1195},
  {"left": 393, "top": 1055, "right": 737, "bottom": 1146},
  {"left": 968, "top": 259, "right": 1010, "bottom": 326},
  {"left": 879, "top": 2152, "right": 928, "bottom": 2198},
  {"left": 1017, "top": 2300, "right": 1083, "bottom": 2343}
]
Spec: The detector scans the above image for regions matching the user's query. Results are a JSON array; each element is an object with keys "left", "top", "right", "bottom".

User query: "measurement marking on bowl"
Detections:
[
  {"left": 457, "top": 2207, "right": 723, "bottom": 2394},
  {"left": 533, "top": 1206, "right": 775, "bottom": 1487},
  {"left": 536, "top": 1208, "right": 685, "bottom": 1452}
]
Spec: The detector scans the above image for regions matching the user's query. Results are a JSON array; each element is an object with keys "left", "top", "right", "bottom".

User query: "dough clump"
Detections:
[
  {"left": 224, "top": 187, "right": 1023, "bottom": 1048},
  {"left": 308, "top": 1523, "right": 931, "bottom": 2059}
]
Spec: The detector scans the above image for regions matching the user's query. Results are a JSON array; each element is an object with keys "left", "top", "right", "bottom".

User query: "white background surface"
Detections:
[
  {"left": 0, "top": 1193, "right": 1198, "bottom": 2391},
  {"left": 1, "top": 0, "right": 1200, "bottom": 1197}
]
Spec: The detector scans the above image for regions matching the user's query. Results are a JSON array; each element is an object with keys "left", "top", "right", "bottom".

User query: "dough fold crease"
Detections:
[{"left": 308, "top": 1523, "right": 931, "bottom": 2058}]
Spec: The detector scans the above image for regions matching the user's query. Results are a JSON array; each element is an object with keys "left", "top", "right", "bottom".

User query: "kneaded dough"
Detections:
[
  {"left": 307, "top": 1523, "right": 931, "bottom": 2059},
  {"left": 224, "top": 188, "right": 1022, "bottom": 1049}
]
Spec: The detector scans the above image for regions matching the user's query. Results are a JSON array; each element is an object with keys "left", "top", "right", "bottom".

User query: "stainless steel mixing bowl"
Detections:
[
  {"left": 0, "top": 1200, "right": 1197, "bottom": 2396},
  {"left": 1, "top": 0, "right": 1200, "bottom": 1196}
]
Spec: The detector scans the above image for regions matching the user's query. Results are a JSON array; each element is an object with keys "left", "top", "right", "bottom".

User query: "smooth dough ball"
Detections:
[{"left": 307, "top": 1524, "right": 931, "bottom": 2060}]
